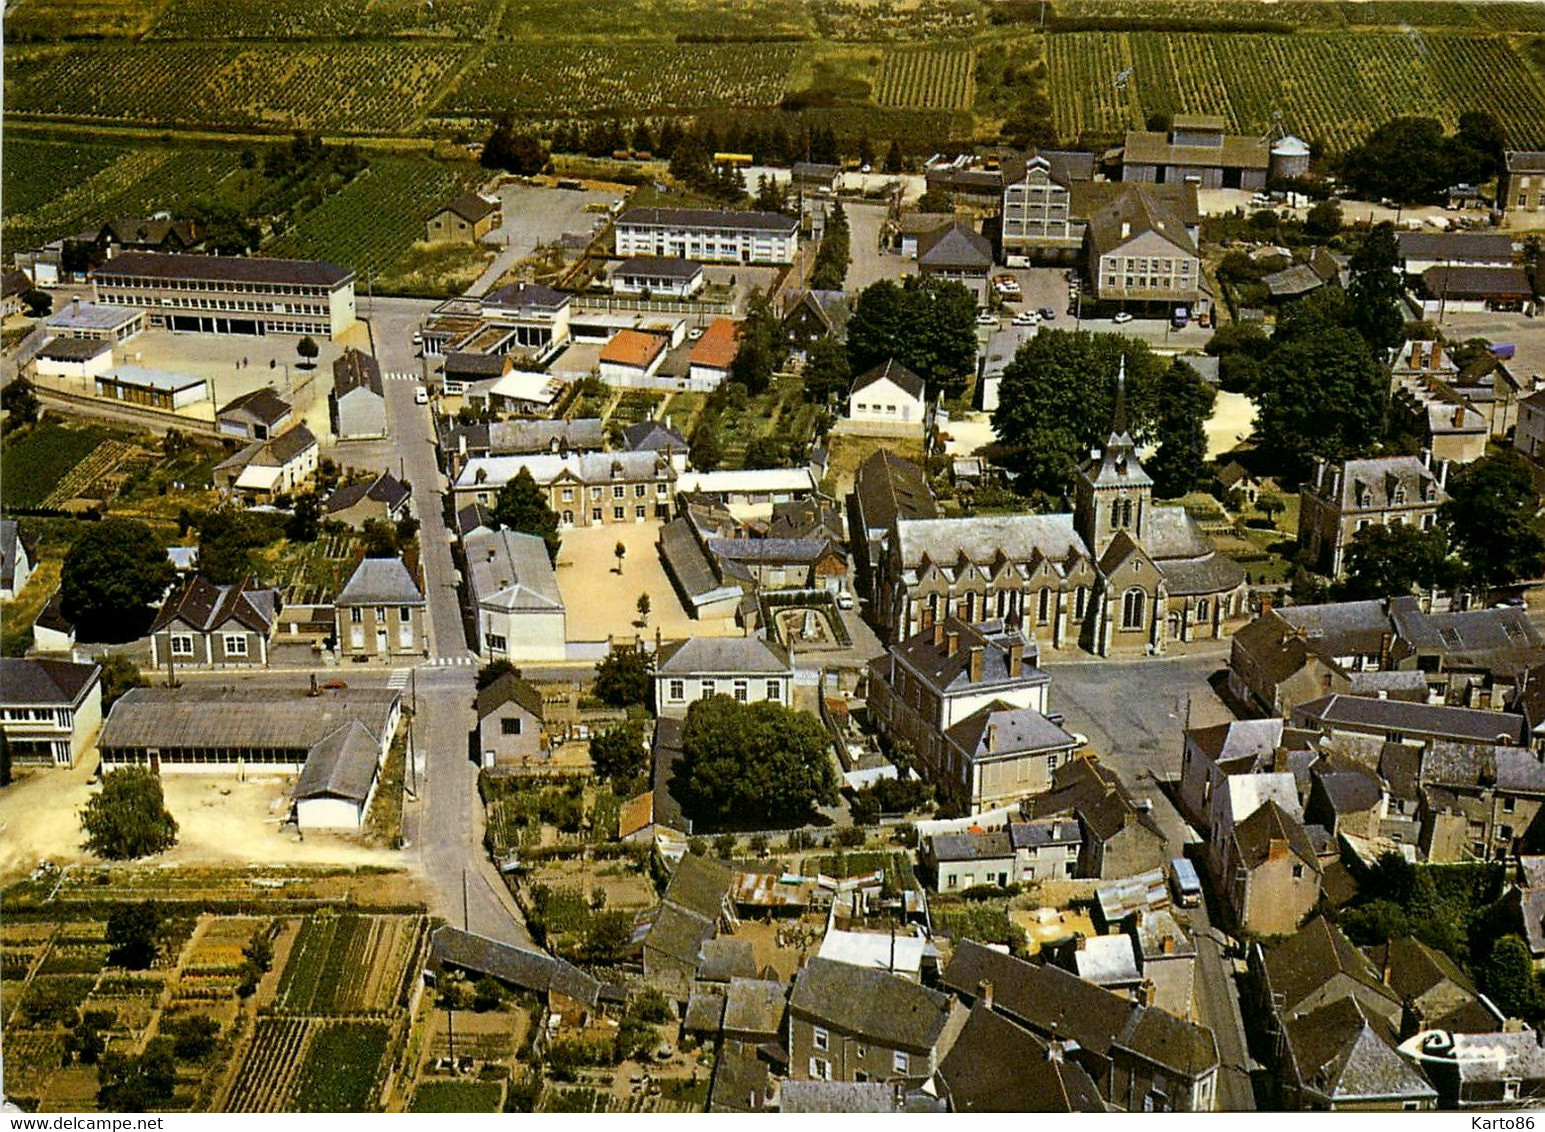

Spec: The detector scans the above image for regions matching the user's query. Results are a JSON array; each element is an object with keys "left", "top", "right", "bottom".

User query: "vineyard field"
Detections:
[
  {"left": 1048, "top": 0, "right": 1545, "bottom": 31},
  {"left": 5, "top": 43, "right": 471, "bottom": 134},
  {"left": 1046, "top": 30, "right": 1545, "bottom": 150},
  {"left": 434, "top": 42, "right": 800, "bottom": 118},
  {"left": 224, "top": 1017, "right": 313, "bottom": 1112},
  {"left": 499, "top": 0, "right": 813, "bottom": 40},
  {"left": 2, "top": 0, "right": 162, "bottom": 39},
  {"left": 267, "top": 160, "right": 484, "bottom": 280},
  {"left": 873, "top": 47, "right": 975, "bottom": 110},
  {"left": 293, "top": 1023, "right": 391, "bottom": 1113},
  {"left": 148, "top": 0, "right": 501, "bottom": 39}
]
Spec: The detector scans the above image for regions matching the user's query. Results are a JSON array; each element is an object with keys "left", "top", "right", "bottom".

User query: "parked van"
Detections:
[
  {"left": 1172, "top": 306, "right": 1190, "bottom": 329},
  {"left": 1170, "top": 857, "right": 1202, "bottom": 907}
]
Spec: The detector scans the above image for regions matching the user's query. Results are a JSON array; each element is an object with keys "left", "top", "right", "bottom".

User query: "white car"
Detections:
[
  {"left": 1012, "top": 311, "right": 1039, "bottom": 327},
  {"left": 1113, "top": 312, "right": 1134, "bottom": 324},
  {"left": 411, "top": 330, "right": 423, "bottom": 345},
  {"left": 976, "top": 311, "right": 999, "bottom": 326},
  {"left": 415, "top": 386, "right": 429, "bottom": 405},
  {"left": 836, "top": 590, "right": 854, "bottom": 610},
  {"left": 688, "top": 327, "right": 705, "bottom": 341}
]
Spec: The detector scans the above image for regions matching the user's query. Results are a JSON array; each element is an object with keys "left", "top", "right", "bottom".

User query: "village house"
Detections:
[
  {"left": 686, "top": 318, "right": 739, "bottom": 390},
  {"left": 90, "top": 251, "right": 356, "bottom": 339},
  {"left": 1220, "top": 799, "right": 1322, "bottom": 936},
  {"left": 935, "top": 999, "right": 1109, "bottom": 1112},
  {"left": 1119, "top": 115, "right": 1268, "bottom": 190},
  {"left": 846, "top": 359, "right": 929, "bottom": 435},
  {"left": 978, "top": 323, "right": 1038, "bottom": 413},
  {"left": 148, "top": 575, "right": 281, "bottom": 670},
  {"left": 925, "top": 831, "right": 1018, "bottom": 891},
  {"left": 445, "top": 418, "right": 605, "bottom": 476},
  {"left": 916, "top": 222, "right": 994, "bottom": 304},
  {"left": 783, "top": 289, "right": 850, "bottom": 357},
  {"left": 0, "top": 519, "right": 34, "bottom": 601},
  {"left": 1369, "top": 935, "right": 1501, "bottom": 1037},
  {"left": 1025, "top": 756, "right": 1168, "bottom": 879},
  {"left": 429, "top": 927, "right": 601, "bottom": 1027},
  {"left": 216, "top": 388, "right": 293, "bottom": 443},
  {"left": 1178, "top": 717, "right": 1319, "bottom": 831},
  {"left": 653, "top": 636, "right": 794, "bottom": 719},
  {"left": 1422, "top": 1030, "right": 1545, "bottom": 1109},
  {"left": 453, "top": 450, "right": 675, "bottom": 527},
  {"left": 1279, "top": 996, "right": 1438, "bottom": 1110},
  {"left": 1420, "top": 266, "right": 1536, "bottom": 316},
  {"left": 0, "top": 658, "right": 103, "bottom": 768},
  {"left": 613, "top": 208, "right": 798, "bottom": 265},
  {"left": 612, "top": 256, "right": 704, "bottom": 299},
  {"left": 1501, "top": 151, "right": 1545, "bottom": 215},
  {"left": 1085, "top": 186, "right": 1205, "bottom": 311},
  {"left": 1396, "top": 231, "right": 1517, "bottom": 277},
  {"left": 464, "top": 525, "right": 566, "bottom": 661},
  {"left": 849, "top": 450, "right": 936, "bottom": 603},
  {"left": 1010, "top": 816, "right": 1085, "bottom": 881},
  {"left": 93, "top": 216, "right": 203, "bottom": 255},
  {"left": 473, "top": 669, "right": 548, "bottom": 771},
  {"left": 940, "top": 702, "right": 1083, "bottom": 814},
  {"left": 214, "top": 424, "right": 319, "bottom": 502},
  {"left": 622, "top": 419, "right": 690, "bottom": 472},
  {"left": 598, "top": 328, "right": 669, "bottom": 387},
  {"left": 425, "top": 192, "right": 502, "bottom": 244},
  {"left": 333, "top": 557, "right": 426, "bottom": 659},
  {"left": 1418, "top": 741, "right": 1545, "bottom": 861},
  {"left": 330, "top": 347, "right": 387, "bottom": 440},
  {"left": 640, "top": 855, "right": 737, "bottom": 996},
  {"left": 1298, "top": 454, "right": 1449, "bottom": 577},
  {"left": 788, "top": 958, "right": 966, "bottom": 1085},
  {"left": 322, "top": 471, "right": 411, "bottom": 529}
]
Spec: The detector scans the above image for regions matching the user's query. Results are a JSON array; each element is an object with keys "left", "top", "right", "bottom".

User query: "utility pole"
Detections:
[
  {"left": 462, "top": 867, "right": 470, "bottom": 932},
  {"left": 409, "top": 665, "right": 419, "bottom": 794}
]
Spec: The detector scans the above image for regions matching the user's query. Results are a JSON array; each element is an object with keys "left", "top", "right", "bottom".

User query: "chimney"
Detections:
[
  {"left": 1121, "top": 221, "right": 1131, "bottom": 240},
  {"left": 1162, "top": 935, "right": 1176, "bottom": 955},
  {"left": 1267, "top": 837, "right": 1288, "bottom": 862},
  {"left": 1380, "top": 632, "right": 1393, "bottom": 669},
  {"left": 1454, "top": 405, "right": 1466, "bottom": 429},
  {"left": 1313, "top": 457, "right": 1327, "bottom": 493},
  {"left": 1008, "top": 640, "right": 1024, "bottom": 678},
  {"left": 457, "top": 431, "right": 467, "bottom": 456},
  {"left": 986, "top": 723, "right": 997, "bottom": 752},
  {"left": 978, "top": 980, "right": 994, "bottom": 1010},
  {"left": 1431, "top": 340, "right": 1443, "bottom": 369},
  {"left": 1439, "top": 459, "right": 1450, "bottom": 490},
  {"left": 1273, "top": 746, "right": 1288, "bottom": 773},
  {"left": 1260, "top": 593, "right": 1274, "bottom": 616},
  {"left": 969, "top": 645, "right": 984, "bottom": 683},
  {"left": 1047, "top": 1042, "right": 1064, "bottom": 1063},
  {"left": 934, "top": 621, "right": 946, "bottom": 648},
  {"left": 1421, "top": 447, "right": 1432, "bottom": 470},
  {"left": 947, "top": 630, "right": 961, "bottom": 657},
  {"left": 1137, "top": 981, "right": 1156, "bottom": 1007}
]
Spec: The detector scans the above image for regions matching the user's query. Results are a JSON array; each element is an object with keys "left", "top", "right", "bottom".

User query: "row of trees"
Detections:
[
  {"left": 808, "top": 200, "right": 850, "bottom": 292},
  {"left": 1339, "top": 112, "right": 1506, "bottom": 206}
]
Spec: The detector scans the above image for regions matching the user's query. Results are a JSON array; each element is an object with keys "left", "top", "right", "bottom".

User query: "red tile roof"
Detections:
[
  {"left": 600, "top": 329, "right": 668, "bottom": 369},
  {"left": 689, "top": 318, "right": 740, "bottom": 371}
]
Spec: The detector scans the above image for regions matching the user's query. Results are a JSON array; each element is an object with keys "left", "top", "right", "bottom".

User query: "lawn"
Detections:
[
  {"left": 823, "top": 431, "right": 926, "bottom": 496},
  {"left": 0, "top": 420, "right": 116, "bottom": 510},
  {"left": 1, "top": 560, "right": 62, "bottom": 657},
  {"left": 410, "top": 1081, "right": 503, "bottom": 1112}
]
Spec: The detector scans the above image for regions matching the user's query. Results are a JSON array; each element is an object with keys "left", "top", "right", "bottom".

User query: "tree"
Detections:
[
  {"left": 1257, "top": 490, "right": 1287, "bottom": 526},
  {"left": 1447, "top": 111, "right": 1506, "bottom": 186},
  {"left": 1481, "top": 935, "right": 1544, "bottom": 1024},
  {"left": 1256, "top": 326, "right": 1388, "bottom": 482},
  {"left": 1340, "top": 523, "right": 1451, "bottom": 600},
  {"left": 1, "top": 377, "right": 40, "bottom": 426},
  {"left": 296, "top": 335, "right": 320, "bottom": 369},
  {"left": 285, "top": 492, "right": 322, "bottom": 542},
  {"left": 472, "top": 975, "right": 507, "bottom": 1012},
  {"left": 846, "top": 277, "right": 978, "bottom": 399},
  {"left": 475, "top": 658, "right": 522, "bottom": 692},
  {"left": 1443, "top": 451, "right": 1545, "bottom": 589},
  {"left": 163, "top": 1014, "right": 221, "bottom": 1061},
  {"left": 884, "top": 139, "right": 904, "bottom": 174},
  {"left": 66, "top": 1013, "right": 109, "bottom": 1066},
  {"left": 1347, "top": 222, "right": 1405, "bottom": 355},
  {"left": 438, "top": 971, "right": 474, "bottom": 1013},
  {"left": 675, "top": 696, "right": 838, "bottom": 828},
  {"left": 689, "top": 423, "right": 723, "bottom": 471},
  {"left": 21, "top": 289, "right": 53, "bottom": 318},
  {"left": 802, "top": 335, "right": 852, "bottom": 405},
  {"left": 1304, "top": 199, "right": 1343, "bottom": 239},
  {"left": 98, "top": 1037, "right": 177, "bottom": 1112},
  {"left": 106, "top": 901, "right": 166, "bottom": 968},
  {"left": 729, "top": 292, "right": 787, "bottom": 395},
  {"left": 481, "top": 114, "right": 549, "bottom": 175},
  {"left": 584, "top": 910, "right": 635, "bottom": 963},
  {"left": 195, "top": 507, "right": 262, "bottom": 584},
  {"left": 614, "top": 540, "right": 627, "bottom": 574},
  {"left": 917, "top": 185, "right": 953, "bottom": 213},
  {"left": 1146, "top": 358, "right": 1215, "bottom": 498},
  {"left": 809, "top": 200, "right": 850, "bottom": 292},
  {"left": 991, "top": 330, "right": 1163, "bottom": 500},
  {"left": 62, "top": 519, "right": 176, "bottom": 642},
  {"left": 361, "top": 518, "right": 399, "bottom": 558},
  {"left": 96, "top": 653, "right": 148, "bottom": 712},
  {"left": 592, "top": 644, "right": 651, "bottom": 708},
  {"left": 1340, "top": 117, "right": 1451, "bottom": 204},
  {"left": 636, "top": 592, "right": 650, "bottom": 626},
  {"left": 81, "top": 768, "right": 179, "bottom": 860},
  {"left": 491, "top": 466, "right": 561, "bottom": 563},
  {"left": 588, "top": 720, "right": 647, "bottom": 784}
]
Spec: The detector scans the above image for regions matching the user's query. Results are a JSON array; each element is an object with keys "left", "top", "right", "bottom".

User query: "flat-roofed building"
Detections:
[
  {"left": 614, "top": 208, "right": 798, "bottom": 265},
  {"left": 95, "top": 364, "right": 210, "bottom": 410},
  {"left": 421, "top": 283, "right": 571, "bottom": 363},
  {"left": 45, "top": 300, "right": 145, "bottom": 343},
  {"left": 90, "top": 250, "right": 356, "bottom": 339}
]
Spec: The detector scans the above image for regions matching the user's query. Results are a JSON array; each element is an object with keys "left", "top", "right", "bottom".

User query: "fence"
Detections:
[
  {"left": 32, "top": 384, "right": 222, "bottom": 437},
  {"left": 572, "top": 294, "right": 733, "bottom": 317}
]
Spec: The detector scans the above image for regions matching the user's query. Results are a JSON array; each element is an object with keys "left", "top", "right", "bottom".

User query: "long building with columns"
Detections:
[{"left": 874, "top": 364, "right": 1247, "bottom": 656}]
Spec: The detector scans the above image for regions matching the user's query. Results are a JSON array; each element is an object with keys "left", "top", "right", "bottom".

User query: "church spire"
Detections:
[{"left": 1112, "top": 355, "right": 1128, "bottom": 438}]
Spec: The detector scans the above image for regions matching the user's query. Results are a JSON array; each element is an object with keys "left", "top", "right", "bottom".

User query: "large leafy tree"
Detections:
[
  {"left": 801, "top": 335, "right": 852, "bottom": 405},
  {"left": 808, "top": 201, "right": 850, "bottom": 292},
  {"left": 1481, "top": 935, "right": 1545, "bottom": 1024},
  {"left": 1256, "top": 326, "right": 1388, "bottom": 482},
  {"left": 62, "top": 518, "right": 177, "bottom": 642},
  {"left": 81, "top": 768, "right": 179, "bottom": 860},
  {"left": 729, "top": 291, "right": 787, "bottom": 396},
  {"left": 1146, "top": 358, "right": 1215, "bottom": 498},
  {"left": 481, "top": 114, "right": 549, "bottom": 175},
  {"left": 95, "top": 653, "right": 148, "bottom": 712},
  {"left": 1442, "top": 451, "right": 1545, "bottom": 589},
  {"left": 1340, "top": 117, "right": 1451, "bottom": 205},
  {"left": 1347, "top": 222, "right": 1405, "bottom": 355},
  {"left": 491, "top": 466, "right": 561, "bottom": 563},
  {"left": 1339, "top": 523, "right": 1451, "bottom": 600},
  {"left": 588, "top": 719, "right": 648, "bottom": 785},
  {"left": 106, "top": 901, "right": 166, "bottom": 969},
  {"left": 593, "top": 644, "right": 652, "bottom": 708},
  {"left": 846, "top": 277, "right": 977, "bottom": 398},
  {"left": 675, "top": 696, "right": 838, "bottom": 828},
  {"left": 990, "top": 329, "right": 1162, "bottom": 501},
  {"left": 98, "top": 1037, "right": 177, "bottom": 1112}
]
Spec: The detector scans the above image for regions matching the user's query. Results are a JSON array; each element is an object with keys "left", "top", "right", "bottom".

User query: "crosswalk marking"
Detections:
[
  {"left": 385, "top": 371, "right": 421, "bottom": 382},
  {"left": 423, "top": 655, "right": 476, "bottom": 667},
  {"left": 387, "top": 668, "right": 411, "bottom": 690}
]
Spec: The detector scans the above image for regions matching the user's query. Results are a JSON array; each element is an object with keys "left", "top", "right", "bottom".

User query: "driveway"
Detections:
[{"left": 467, "top": 182, "right": 623, "bottom": 296}]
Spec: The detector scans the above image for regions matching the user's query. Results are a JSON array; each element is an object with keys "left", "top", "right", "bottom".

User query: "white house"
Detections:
[
  {"left": 598, "top": 329, "right": 669, "bottom": 386},
  {"left": 0, "top": 658, "right": 103, "bottom": 768},
  {"left": 214, "top": 424, "right": 319, "bottom": 501},
  {"left": 465, "top": 526, "right": 567, "bottom": 661},
  {"left": 653, "top": 636, "right": 795, "bottom": 718},
  {"left": 1, "top": 520, "right": 34, "bottom": 600},
  {"left": 613, "top": 257, "right": 705, "bottom": 299},
  {"left": 847, "top": 359, "right": 929, "bottom": 433},
  {"left": 614, "top": 208, "right": 798, "bottom": 265},
  {"left": 33, "top": 337, "right": 115, "bottom": 381}
]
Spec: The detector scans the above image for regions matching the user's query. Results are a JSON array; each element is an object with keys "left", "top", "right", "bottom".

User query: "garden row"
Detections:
[
  {"left": 272, "top": 914, "right": 423, "bottom": 1015},
  {"left": 1045, "top": 29, "right": 1545, "bottom": 150},
  {"left": 873, "top": 46, "right": 975, "bottom": 111},
  {"left": 223, "top": 1018, "right": 392, "bottom": 1112}
]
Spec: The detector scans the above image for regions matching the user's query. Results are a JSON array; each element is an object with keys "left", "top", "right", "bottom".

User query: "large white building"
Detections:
[
  {"left": 653, "top": 636, "right": 795, "bottom": 719},
  {"left": 0, "top": 659, "right": 102, "bottom": 768},
  {"left": 465, "top": 526, "right": 567, "bottom": 661},
  {"left": 614, "top": 208, "right": 799, "bottom": 265},
  {"left": 90, "top": 251, "right": 357, "bottom": 339}
]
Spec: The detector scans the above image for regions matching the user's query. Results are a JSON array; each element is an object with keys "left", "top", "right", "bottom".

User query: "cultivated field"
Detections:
[
  {"left": 271, "top": 914, "right": 423, "bottom": 1016},
  {"left": 873, "top": 46, "right": 976, "bottom": 110}
]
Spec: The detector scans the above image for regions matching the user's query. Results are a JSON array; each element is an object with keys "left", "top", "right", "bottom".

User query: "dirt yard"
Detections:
[
  {"left": 1205, "top": 390, "right": 1258, "bottom": 462},
  {"left": 554, "top": 522, "right": 741, "bottom": 645}
]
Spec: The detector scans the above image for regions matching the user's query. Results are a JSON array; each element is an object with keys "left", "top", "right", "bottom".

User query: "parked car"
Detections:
[
  {"left": 415, "top": 386, "right": 429, "bottom": 405},
  {"left": 1113, "top": 311, "right": 1134, "bottom": 324},
  {"left": 411, "top": 330, "right": 423, "bottom": 345},
  {"left": 977, "top": 311, "right": 999, "bottom": 326},
  {"left": 1040, "top": 307, "right": 1057, "bottom": 321},
  {"left": 1012, "top": 311, "right": 1039, "bottom": 327},
  {"left": 836, "top": 590, "right": 855, "bottom": 610},
  {"left": 688, "top": 327, "right": 705, "bottom": 341}
]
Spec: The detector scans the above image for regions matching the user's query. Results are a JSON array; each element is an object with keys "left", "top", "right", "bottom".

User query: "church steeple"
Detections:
[
  {"left": 1074, "top": 354, "right": 1152, "bottom": 556},
  {"left": 1111, "top": 355, "right": 1128, "bottom": 440}
]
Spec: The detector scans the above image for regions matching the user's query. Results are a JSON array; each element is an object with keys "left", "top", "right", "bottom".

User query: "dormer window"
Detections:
[{"left": 1393, "top": 485, "right": 1406, "bottom": 505}]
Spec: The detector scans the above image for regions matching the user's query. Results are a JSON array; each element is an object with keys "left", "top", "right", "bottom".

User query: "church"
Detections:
[{"left": 874, "top": 362, "right": 1248, "bottom": 655}]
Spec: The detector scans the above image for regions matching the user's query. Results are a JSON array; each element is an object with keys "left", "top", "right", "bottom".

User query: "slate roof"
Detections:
[
  {"left": 664, "top": 853, "right": 734, "bottom": 921},
  {"left": 790, "top": 958, "right": 954, "bottom": 1051},
  {"left": 945, "top": 702, "right": 1079, "bottom": 761},
  {"left": 709, "top": 1040, "right": 772, "bottom": 1113},
  {"left": 324, "top": 471, "right": 411, "bottom": 517},
  {"left": 293, "top": 720, "right": 381, "bottom": 804},
  {"left": 1009, "top": 817, "right": 1082, "bottom": 850},
  {"left": 335, "top": 557, "right": 423, "bottom": 607},
  {"left": 851, "top": 358, "right": 926, "bottom": 400},
  {"left": 697, "top": 937, "right": 757, "bottom": 983},
  {"left": 656, "top": 636, "right": 791, "bottom": 676},
  {"left": 854, "top": 450, "right": 937, "bottom": 532},
  {"left": 218, "top": 387, "right": 292, "bottom": 426},
  {"left": 1086, "top": 185, "right": 1198, "bottom": 257},
  {"left": 890, "top": 617, "right": 1046, "bottom": 697},
  {"left": 1451, "top": 1031, "right": 1545, "bottom": 1086},
  {"left": 1283, "top": 996, "right": 1436, "bottom": 1105},
  {"left": 456, "top": 450, "right": 668, "bottom": 493},
  {"left": 482, "top": 418, "right": 604, "bottom": 454},
  {"left": 642, "top": 901, "right": 719, "bottom": 968},
  {"left": 1369, "top": 935, "right": 1498, "bottom": 1034},
  {"left": 931, "top": 831, "right": 1015, "bottom": 862},
  {"left": 778, "top": 1081, "right": 909, "bottom": 1113},
  {"left": 917, "top": 221, "right": 994, "bottom": 271},
  {"left": 1295, "top": 694, "right": 1527, "bottom": 746},
  {"left": 1312, "top": 764, "right": 1385, "bottom": 816},
  {"left": 150, "top": 575, "right": 277, "bottom": 635},
  {"left": 937, "top": 1001, "right": 1106, "bottom": 1112},
  {"left": 684, "top": 987, "right": 727, "bottom": 1033},
  {"left": 0, "top": 520, "right": 31, "bottom": 592},
  {"left": 1389, "top": 598, "right": 1543, "bottom": 657},
  {"left": 100, "top": 685, "right": 398, "bottom": 755},
  {"left": 617, "top": 208, "right": 798, "bottom": 234},
  {"left": 1396, "top": 231, "right": 1516, "bottom": 263},
  {"left": 895, "top": 514, "right": 1088, "bottom": 569},
  {"left": 1259, "top": 916, "right": 1397, "bottom": 1019},
  {"left": 1002, "top": 149, "right": 1098, "bottom": 189},
  {"left": 215, "top": 423, "right": 318, "bottom": 475},
  {"left": 784, "top": 289, "right": 851, "bottom": 339},
  {"left": 616, "top": 256, "right": 704, "bottom": 281},
  {"left": 473, "top": 670, "right": 545, "bottom": 721},
  {"left": 1232, "top": 799, "right": 1320, "bottom": 871},
  {"left": 429, "top": 926, "right": 600, "bottom": 1008},
  {"left": 721, "top": 977, "right": 788, "bottom": 1038},
  {"left": 1422, "top": 742, "right": 1545, "bottom": 796},
  {"left": 622, "top": 419, "right": 688, "bottom": 452},
  {"left": 94, "top": 251, "right": 353, "bottom": 288},
  {"left": 0, "top": 658, "right": 99, "bottom": 706},
  {"left": 439, "top": 192, "right": 500, "bottom": 225},
  {"left": 659, "top": 518, "right": 739, "bottom": 606},
  {"left": 465, "top": 527, "right": 563, "bottom": 612},
  {"left": 332, "top": 348, "right": 383, "bottom": 398},
  {"left": 483, "top": 280, "right": 567, "bottom": 310},
  {"left": 1310, "top": 456, "right": 1445, "bottom": 513}
]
